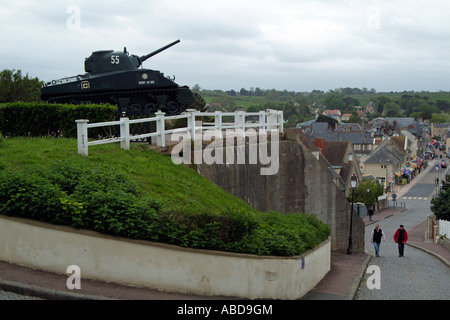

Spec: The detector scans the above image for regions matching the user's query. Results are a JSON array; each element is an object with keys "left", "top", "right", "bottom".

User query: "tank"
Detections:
[{"left": 41, "top": 39, "right": 194, "bottom": 116}]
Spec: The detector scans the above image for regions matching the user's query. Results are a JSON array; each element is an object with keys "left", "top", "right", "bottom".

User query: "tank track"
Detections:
[{"left": 47, "top": 86, "right": 193, "bottom": 116}]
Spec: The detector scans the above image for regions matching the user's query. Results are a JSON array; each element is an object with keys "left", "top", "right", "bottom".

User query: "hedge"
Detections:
[
  {"left": 0, "top": 102, "right": 117, "bottom": 138},
  {"left": 0, "top": 160, "right": 330, "bottom": 256}
]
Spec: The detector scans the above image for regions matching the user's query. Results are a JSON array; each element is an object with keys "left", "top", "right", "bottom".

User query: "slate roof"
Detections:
[
  {"left": 320, "top": 140, "right": 349, "bottom": 165},
  {"left": 363, "top": 140, "right": 404, "bottom": 165},
  {"left": 335, "top": 123, "right": 363, "bottom": 132},
  {"left": 311, "top": 122, "right": 329, "bottom": 133},
  {"left": 284, "top": 128, "right": 321, "bottom": 152},
  {"left": 297, "top": 119, "right": 316, "bottom": 128},
  {"left": 372, "top": 117, "right": 417, "bottom": 128},
  {"left": 306, "top": 131, "right": 373, "bottom": 145}
]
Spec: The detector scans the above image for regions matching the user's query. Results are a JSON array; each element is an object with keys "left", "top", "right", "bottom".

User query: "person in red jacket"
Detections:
[{"left": 394, "top": 225, "right": 408, "bottom": 257}]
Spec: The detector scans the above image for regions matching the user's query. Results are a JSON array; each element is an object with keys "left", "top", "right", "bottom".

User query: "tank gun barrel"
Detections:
[{"left": 138, "top": 39, "right": 181, "bottom": 65}]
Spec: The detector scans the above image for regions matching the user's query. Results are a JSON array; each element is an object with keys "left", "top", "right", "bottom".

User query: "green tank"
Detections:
[{"left": 41, "top": 40, "right": 194, "bottom": 116}]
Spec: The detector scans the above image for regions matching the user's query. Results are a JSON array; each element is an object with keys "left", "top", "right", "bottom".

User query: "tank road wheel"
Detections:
[
  {"left": 128, "top": 103, "right": 144, "bottom": 116},
  {"left": 163, "top": 101, "right": 182, "bottom": 116},
  {"left": 144, "top": 103, "right": 159, "bottom": 114},
  {"left": 177, "top": 88, "right": 194, "bottom": 108}
]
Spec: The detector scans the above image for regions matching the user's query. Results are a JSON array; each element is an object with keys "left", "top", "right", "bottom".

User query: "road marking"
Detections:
[{"left": 401, "top": 196, "right": 428, "bottom": 200}]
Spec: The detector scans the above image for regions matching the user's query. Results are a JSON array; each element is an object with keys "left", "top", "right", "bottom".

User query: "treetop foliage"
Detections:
[{"left": 0, "top": 69, "right": 42, "bottom": 103}]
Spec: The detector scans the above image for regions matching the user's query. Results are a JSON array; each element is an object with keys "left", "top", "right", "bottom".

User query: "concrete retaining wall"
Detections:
[
  {"left": 197, "top": 138, "right": 365, "bottom": 253},
  {"left": 0, "top": 215, "right": 331, "bottom": 300}
]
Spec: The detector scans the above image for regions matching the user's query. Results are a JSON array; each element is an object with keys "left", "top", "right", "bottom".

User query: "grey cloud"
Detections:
[{"left": 1, "top": 0, "right": 450, "bottom": 92}]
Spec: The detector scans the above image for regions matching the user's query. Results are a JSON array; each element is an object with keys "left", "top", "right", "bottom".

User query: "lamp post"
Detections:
[{"left": 347, "top": 174, "right": 358, "bottom": 255}]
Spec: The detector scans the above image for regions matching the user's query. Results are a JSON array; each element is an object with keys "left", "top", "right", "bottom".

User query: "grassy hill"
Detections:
[
  {"left": 0, "top": 137, "right": 253, "bottom": 215},
  {"left": 0, "top": 137, "right": 330, "bottom": 256}
]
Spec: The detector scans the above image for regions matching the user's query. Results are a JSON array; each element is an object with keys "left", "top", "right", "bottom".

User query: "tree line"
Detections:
[
  {"left": 0, "top": 69, "right": 42, "bottom": 103},
  {"left": 194, "top": 83, "right": 450, "bottom": 127}
]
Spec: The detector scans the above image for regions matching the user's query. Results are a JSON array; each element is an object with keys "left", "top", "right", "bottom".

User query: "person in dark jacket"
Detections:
[
  {"left": 371, "top": 224, "right": 385, "bottom": 257},
  {"left": 368, "top": 207, "right": 374, "bottom": 222},
  {"left": 394, "top": 225, "right": 408, "bottom": 257}
]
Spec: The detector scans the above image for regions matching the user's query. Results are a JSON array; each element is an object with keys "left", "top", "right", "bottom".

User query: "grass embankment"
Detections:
[{"left": 0, "top": 137, "right": 329, "bottom": 256}]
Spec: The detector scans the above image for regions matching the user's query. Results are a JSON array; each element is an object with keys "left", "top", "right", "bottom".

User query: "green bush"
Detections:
[
  {"left": 0, "top": 163, "right": 160, "bottom": 240},
  {"left": 155, "top": 208, "right": 258, "bottom": 251},
  {"left": 0, "top": 170, "right": 71, "bottom": 223},
  {"left": 0, "top": 102, "right": 117, "bottom": 138},
  {"left": 0, "top": 132, "right": 5, "bottom": 169},
  {"left": 246, "top": 212, "right": 330, "bottom": 256},
  {"left": 431, "top": 190, "right": 450, "bottom": 222}
]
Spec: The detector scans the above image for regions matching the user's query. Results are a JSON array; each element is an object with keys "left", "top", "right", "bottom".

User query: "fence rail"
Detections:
[
  {"left": 439, "top": 219, "right": 450, "bottom": 237},
  {"left": 76, "top": 109, "right": 284, "bottom": 156}
]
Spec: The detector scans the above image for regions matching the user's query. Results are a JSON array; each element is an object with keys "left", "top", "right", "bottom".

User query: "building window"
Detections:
[{"left": 377, "top": 177, "right": 386, "bottom": 184}]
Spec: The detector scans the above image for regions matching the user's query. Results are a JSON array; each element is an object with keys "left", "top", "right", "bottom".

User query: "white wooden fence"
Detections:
[
  {"left": 439, "top": 219, "right": 450, "bottom": 237},
  {"left": 76, "top": 109, "right": 284, "bottom": 156}
]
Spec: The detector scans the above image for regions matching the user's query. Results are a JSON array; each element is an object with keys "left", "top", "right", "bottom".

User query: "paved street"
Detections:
[{"left": 356, "top": 162, "right": 450, "bottom": 300}]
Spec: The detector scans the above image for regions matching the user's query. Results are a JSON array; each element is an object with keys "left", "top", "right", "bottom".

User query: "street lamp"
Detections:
[{"left": 347, "top": 174, "right": 358, "bottom": 255}]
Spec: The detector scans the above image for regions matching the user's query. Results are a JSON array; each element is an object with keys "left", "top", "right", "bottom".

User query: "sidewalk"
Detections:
[{"left": 0, "top": 259, "right": 225, "bottom": 300}]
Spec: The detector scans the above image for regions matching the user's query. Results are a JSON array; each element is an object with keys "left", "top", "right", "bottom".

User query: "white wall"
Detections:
[{"left": 0, "top": 215, "right": 330, "bottom": 300}]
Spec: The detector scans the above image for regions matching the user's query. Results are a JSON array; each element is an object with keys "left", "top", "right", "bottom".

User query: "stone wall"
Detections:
[
  {"left": 196, "top": 135, "right": 365, "bottom": 253},
  {"left": 0, "top": 215, "right": 331, "bottom": 300}
]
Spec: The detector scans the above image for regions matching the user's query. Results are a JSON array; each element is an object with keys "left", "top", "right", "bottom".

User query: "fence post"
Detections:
[
  {"left": 120, "top": 117, "right": 130, "bottom": 150},
  {"left": 259, "top": 110, "right": 266, "bottom": 133},
  {"left": 76, "top": 119, "right": 89, "bottom": 156},
  {"left": 236, "top": 111, "right": 246, "bottom": 136},
  {"left": 155, "top": 111, "right": 166, "bottom": 147},
  {"left": 266, "top": 109, "right": 278, "bottom": 131},
  {"left": 278, "top": 110, "right": 284, "bottom": 132},
  {"left": 186, "top": 109, "right": 197, "bottom": 141}
]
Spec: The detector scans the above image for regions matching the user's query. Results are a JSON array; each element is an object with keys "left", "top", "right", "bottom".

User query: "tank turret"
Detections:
[
  {"left": 41, "top": 39, "right": 194, "bottom": 117},
  {"left": 84, "top": 40, "right": 181, "bottom": 75}
]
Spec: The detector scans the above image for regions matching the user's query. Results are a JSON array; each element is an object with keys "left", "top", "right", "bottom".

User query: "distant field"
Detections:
[
  {"left": 200, "top": 90, "right": 450, "bottom": 110},
  {"left": 351, "top": 91, "right": 450, "bottom": 107}
]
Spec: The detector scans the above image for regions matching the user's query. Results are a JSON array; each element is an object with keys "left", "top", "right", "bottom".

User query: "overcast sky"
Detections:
[{"left": 1, "top": 0, "right": 450, "bottom": 93}]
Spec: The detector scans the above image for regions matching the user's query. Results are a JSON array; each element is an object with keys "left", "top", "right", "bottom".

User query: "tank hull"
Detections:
[{"left": 41, "top": 69, "right": 193, "bottom": 116}]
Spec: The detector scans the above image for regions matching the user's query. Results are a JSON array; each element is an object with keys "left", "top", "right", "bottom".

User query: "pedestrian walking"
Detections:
[
  {"left": 368, "top": 207, "right": 374, "bottom": 222},
  {"left": 371, "top": 224, "right": 385, "bottom": 257},
  {"left": 394, "top": 225, "right": 408, "bottom": 257}
]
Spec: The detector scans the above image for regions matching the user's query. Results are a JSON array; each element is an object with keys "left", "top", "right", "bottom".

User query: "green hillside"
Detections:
[
  {"left": 0, "top": 137, "right": 330, "bottom": 256},
  {"left": 0, "top": 137, "right": 252, "bottom": 214}
]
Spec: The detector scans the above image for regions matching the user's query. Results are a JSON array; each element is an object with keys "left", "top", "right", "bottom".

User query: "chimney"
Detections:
[{"left": 314, "top": 138, "right": 326, "bottom": 155}]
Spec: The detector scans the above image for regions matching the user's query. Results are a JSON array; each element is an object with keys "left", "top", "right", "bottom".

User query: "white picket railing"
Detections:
[
  {"left": 439, "top": 219, "right": 450, "bottom": 237},
  {"left": 76, "top": 108, "right": 284, "bottom": 156}
]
